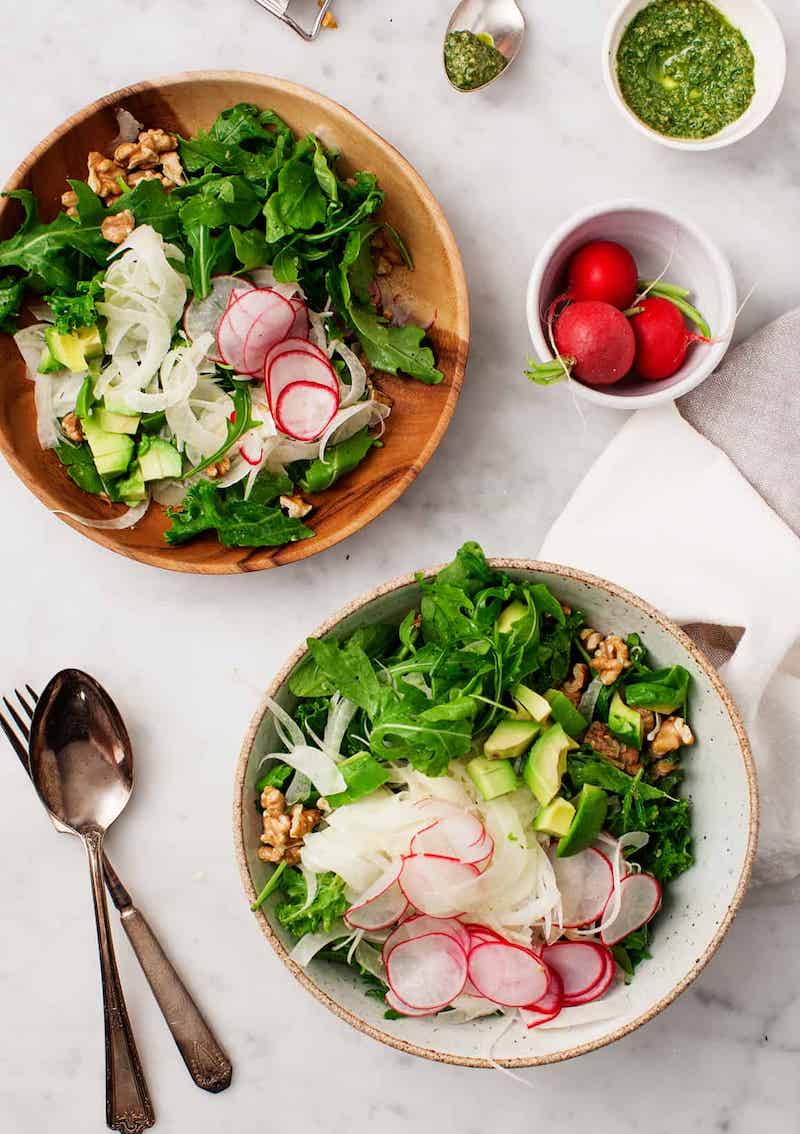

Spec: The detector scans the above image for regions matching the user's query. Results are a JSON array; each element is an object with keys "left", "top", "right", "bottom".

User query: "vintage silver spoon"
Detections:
[
  {"left": 29, "top": 670, "right": 154, "bottom": 1133},
  {"left": 444, "top": 0, "right": 526, "bottom": 92}
]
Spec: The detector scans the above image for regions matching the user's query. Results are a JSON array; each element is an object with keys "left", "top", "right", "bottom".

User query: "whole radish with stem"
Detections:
[
  {"left": 629, "top": 296, "right": 712, "bottom": 381},
  {"left": 526, "top": 300, "right": 636, "bottom": 387}
]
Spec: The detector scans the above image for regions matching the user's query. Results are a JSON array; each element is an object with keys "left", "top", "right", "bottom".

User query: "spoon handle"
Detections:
[
  {"left": 84, "top": 830, "right": 155, "bottom": 1133},
  {"left": 119, "top": 904, "right": 233, "bottom": 1092}
]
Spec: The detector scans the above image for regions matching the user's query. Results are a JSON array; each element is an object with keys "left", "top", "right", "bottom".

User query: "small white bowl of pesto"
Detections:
[{"left": 602, "top": 0, "right": 786, "bottom": 150}]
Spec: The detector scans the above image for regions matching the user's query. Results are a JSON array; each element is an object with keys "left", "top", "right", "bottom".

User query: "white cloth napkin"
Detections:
[{"left": 539, "top": 401, "right": 800, "bottom": 885}]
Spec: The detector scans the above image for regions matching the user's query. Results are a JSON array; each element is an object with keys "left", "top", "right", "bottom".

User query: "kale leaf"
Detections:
[
  {"left": 275, "top": 869, "right": 348, "bottom": 938},
  {"left": 165, "top": 481, "right": 313, "bottom": 547}
]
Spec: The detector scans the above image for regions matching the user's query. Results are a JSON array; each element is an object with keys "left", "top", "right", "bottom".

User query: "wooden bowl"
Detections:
[
  {"left": 234, "top": 559, "right": 758, "bottom": 1067},
  {"left": 0, "top": 72, "right": 469, "bottom": 573}
]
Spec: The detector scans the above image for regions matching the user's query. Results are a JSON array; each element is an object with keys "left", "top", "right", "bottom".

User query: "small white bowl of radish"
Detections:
[{"left": 526, "top": 200, "right": 737, "bottom": 409}]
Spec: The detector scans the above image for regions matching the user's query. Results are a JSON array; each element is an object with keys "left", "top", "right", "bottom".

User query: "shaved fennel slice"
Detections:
[
  {"left": 317, "top": 401, "right": 390, "bottom": 464},
  {"left": 53, "top": 493, "right": 150, "bottom": 530},
  {"left": 26, "top": 300, "right": 54, "bottom": 323},
  {"left": 152, "top": 479, "right": 189, "bottom": 507},
  {"left": 285, "top": 772, "right": 313, "bottom": 806},
  {"left": 299, "top": 863, "right": 319, "bottom": 910},
  {"left": 263, "top": 694, "right": 305, "bottom": 749},
  {"left": 14, "top": 325, "right": 86, "bottom": 448},
  {"left": 574, "top": 831, "right": 650, "bottom": 937},
  {"left": 330, "top": 340, "right": 367, "bottom": 407},
  {"left": 354, "top": 940, "right": 385, "bottom": 981},
  {"left": 322, "top": 694, "right": 358, "bottom": 760},
  {"left": 289, "top": 923, "right": 350, "bottom": 967},
  {"left": 165, "top": 357, "right": 231, "bottom": 457},
  {"left": 308, "top": 307, "right": 332, "bottom": 351}
]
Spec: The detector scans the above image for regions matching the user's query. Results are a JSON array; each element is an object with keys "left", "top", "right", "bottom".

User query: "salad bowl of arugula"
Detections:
[
  {"left": 0, "top": 72, "right": 468, "bottom": 572},
  {"left": 234, "top": 543, "right": 757, "bottom": 1067}
]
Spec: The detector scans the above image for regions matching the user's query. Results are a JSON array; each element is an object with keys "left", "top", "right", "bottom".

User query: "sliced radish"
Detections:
[
  {"left": 219, "top": 289, "right": 294, "bottom": 373},
  {"left": 265, "top": 336, "right": 330, "bottom": 376},
  {"left": 521, "top": 1004, "right": 562, "bottom": 1029},
  {"left": 268, "top": 349, "right": 339, "bottom": 412},
  {"left": 463, "top": 925, "right": 505, "bottom": 952},
  {"left": 398, "top": 854, "right": 480, "bottom": 919},
  {"left": 385, "top": 932, "right": 468, "bottom": 1011},
  {"left": 542, "top": 941, "right": 609, "bottom": 1002},
  {"left": 600, "top": 872, "right": 662, "bottom": 946},
  {"left": 560, "top": 950, "right": 615, "bottom": 1006},
  {"left": 385, "top": 989, "right": 438, "bottom": 1017},
  {"left": 241, "top": 295, "right": 296, "bottom": 375},
  {"left": 410, "top": 814, "right": 493, "bottom": 866},
  {"left": 345, "top": 863, "right": 408, "bottom": 931},
  {"left": 468, "top": 941, "right": 549, "bottom": 1008},
  {"left": 526, "top": 966, "right": 563, "bottom": 1015},
  {"left": 183, "top": 275, "right": 253, "bottom": 362},
  {"left": 275, "top": 381, "right": 339, "bottom": 442},
  {"left": 550, "top": 847, "right": 614, "bottom": 929},
  {"left": 289, "top": 297, "right": 309, "bottom": 340},
  {"left": 382, "top": 914, "right": 471, "bottom": 966}
]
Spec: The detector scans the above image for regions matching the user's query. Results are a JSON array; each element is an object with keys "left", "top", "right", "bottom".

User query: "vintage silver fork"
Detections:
[
  {"left": 1, "top": 685, "right": 232, "bottom": 1094},
  {"left": 250, "top": 0, "right": 333, "bottom": 41}
]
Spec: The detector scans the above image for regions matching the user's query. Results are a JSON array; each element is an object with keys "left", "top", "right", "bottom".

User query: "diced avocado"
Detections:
[
  {"left": 325, "top": 752, "right": 389, "bottom": 807},
  {"left": 137, "top": 435, "right": 182, "bottom": 481},
  {"left": 96, "top": 406, "right": 141, "bottom": 435},
  {"left": 76, "top": 325, "right": 103, "bottom": 359},
  {"left": 467, "top": 756, "right": 520, "bottom": 801},
  {"left": 82, "top": 417, "right": 134, "bottom": 477},
  {"left": 544, "top": 689, "right": 588, "bottom": 739},
  {"left": 512, "top": 684, "right": 552, "bottom": 724},
  {"left": 557, "top": 784, "right": 608, "bottom": 858},
  {"left": 117, "top": 463, "right": 146, "bottom": 503},
  {"left": 37, "top": 344, "right": 64, "bottom": 374},
  {"left": 532, "top": 797, "right": 576, "bottom": 838},
  {"left": 608, "top": 690, "right": 643, "bottom": 750},
  {"left": 522, "top": 722, "right": 571, "bottom": 806},
  {"left": 496, "top": 600, "right": 527, "bottom": 634},
  {"left": 44, "top": 327, "right": 89, "bottom": 372},
  {"left": 484, "top": 718, "right": 540, "bottom": 760}
]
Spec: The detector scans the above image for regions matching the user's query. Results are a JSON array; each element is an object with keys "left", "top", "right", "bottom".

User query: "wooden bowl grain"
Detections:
[{"left": 0, "top": 72, "right": 469, "bottom": 573}]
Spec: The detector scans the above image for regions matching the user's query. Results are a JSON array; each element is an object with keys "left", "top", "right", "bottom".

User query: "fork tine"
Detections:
[
  {"left": 0, "top": 706, "right": 30, "bottom": 769},
  {"left": 25, "top": 684, "right": 39, "bottom": 703},
  {"left": 15, "top": 687, "right": 35, "bottom": 721},
  {"left": 2, "top": 696, "right": 29, "bottom": 740}
]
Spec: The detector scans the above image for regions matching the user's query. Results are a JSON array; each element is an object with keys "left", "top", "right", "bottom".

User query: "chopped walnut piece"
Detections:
[
  {"left": 87, "top": 151, "right": 126, "bottom": 200},
  {"left": 650, "top": 716, "right": 695, "bottom": 757},
  {"left": 580, "top": 627, "right": 602, "bottom": 652},
  {"left": 561, "top": 662, "right": 589, "bottom": 705},
  {"left": 138, "top": 128, "right": 177, "bottom": 154},
  {"left": 61, "top": 189, "right": 79, "bottom": 217},
  {"left": 258, "top": 786, "right": 322, "bottom": 866},
  {"left": 651, "top": 758, "right": 679, "bottom": 779},
  {"left": 280, "top": 494, "right": 312, "bottom": 519},
  {"left": 585, "top": 721, "right": 641, "bottom": 775},
  {"left": 589, "top": 634, "right": 631, "bottom": 686},
  {"left": 101, "top": 209, "right": 135, "bottom": 245},
  {"left": 114, "top": 140, "right": 159, "bottom": 171},
  {"left": 204, "top": 457, "right": 231, "bottom": 480},
  {"left": 126, "top": 169, "right": 163, "bottom": 187},
  {"left": 159, "top": 151, "right": 185, "bottom": 187},
  {"left": 638, "top": 708, "right": 656, "bottom": 735},
  {"left": 61, "top": 413, "right": 84, "bottom": 443}
]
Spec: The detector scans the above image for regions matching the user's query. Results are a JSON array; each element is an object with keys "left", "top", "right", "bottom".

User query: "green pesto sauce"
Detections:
[
  {"left": 616, "top": 0, "right": 755, "bottom": 139},
  {"left": 444, "top": 30, "right": 508, "bottom": 91}
]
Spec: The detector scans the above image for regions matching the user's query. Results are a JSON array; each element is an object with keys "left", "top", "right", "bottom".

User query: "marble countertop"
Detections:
[{"left": 1, "top": 1, "right": 798, "bottom": 1130}]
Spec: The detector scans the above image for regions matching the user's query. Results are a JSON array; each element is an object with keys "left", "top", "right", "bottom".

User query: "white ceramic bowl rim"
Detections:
[
  {"left": 601, "top": 0, "right": 787, "bottom": 152},
  {"left": 233, "top": 557, "right": 759, "bottom": 1068},
  {"left": 526, "top": 197, "right": 738, "bottom": 409}
]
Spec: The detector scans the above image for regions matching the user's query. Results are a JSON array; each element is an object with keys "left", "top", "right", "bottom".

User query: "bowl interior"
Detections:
[
  {"left": 605, "top": 0, "right": 786, "bottom": 150},
  {"left": 0, "top": 73, "right": 468, "bottom": 573},
  {"left": 527, "top": 204, "right": 737, "bottom": 406},
  {"left": 236, "top": 562, "right": 756, "bottom": 1067}
]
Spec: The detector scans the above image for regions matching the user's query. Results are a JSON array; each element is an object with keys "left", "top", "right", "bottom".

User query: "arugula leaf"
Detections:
[
  {"left": 298, "top": 428, "right": 376, "bottom": 494},
  {"left": 275, "top": 869, "right": 348, "bottom": 938},
  {"left": 114, "top": 178, "right": 181, "bottom": 240},
  {"left": 348, "top": 301, "right": 442, "bottom": 384},
  {"left": 229, "top": 225, "right": 273, "bottom": 271},
  {"left": 305, "top": 637, "right": 387, "bottom": 718},
  {"left": 165, "top": 481, "right": 313, "bottom": 547},
  {"left": 567, "top": 753, "right": 671, "bottom": 802},
  {"left": 54, "top": 441, "right": 104, "bottom": 494},
  {"left": 312, "top": 141, "right": 339, "bottom": 202},
  {"left": 289, "top": 624, "right": 398, "bottom": 698},
  {"left": 264, "top": 155, "right": 328, "bottom": 240},
  {"left": 435, "top": 540, "right": 493, "bottom": 596},
  {"left": 0, "top": 189, "right": 107, "bottom": 290},
  {"left": 370, "top": 691, "right": 474, "bottom": 776},
  {"left": 178, "top": 175, "right": 263, "bottom": 231},
  {"left": 184, "top": 223, "right": 234, "bottom": 299},
  {"left": 244, "top": 468, "right": 293, "bottom": 505},
  {"left": 0, "top": 276, "right": 24, "bottom": 331}
]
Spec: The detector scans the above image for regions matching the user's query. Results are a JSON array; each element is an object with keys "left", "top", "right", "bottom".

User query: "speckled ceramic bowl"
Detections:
[{"left": 234, "top": 560, "right": 758, "bottom": 1067}]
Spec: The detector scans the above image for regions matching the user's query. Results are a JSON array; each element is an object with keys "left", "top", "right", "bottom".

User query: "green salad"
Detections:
[
  {"left": 251, "top": 543, "right": 695, "bottom": 1025},
  {"left": 2, "top": 103, "right": 441, "bottom": 547}
]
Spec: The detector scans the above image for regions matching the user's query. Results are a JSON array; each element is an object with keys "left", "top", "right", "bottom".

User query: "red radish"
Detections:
[
  {"left": 629, "top": 296, "right": 710, "bottom": 381},
  {"left": 385, "top": 932, "right": 468, "bottom": 1010},
  {"left": 521, "top": 1003, "right": 562, "bottom": 1029},
  {"left": 526, "top": 966, "right": 563, "bottom": 1015},
  {"left": 541, "top": 941, "right": 609, "bottom": 1001},
  {"left": 600, "top": 872, "right": 662, "bottom": 946},
  {"left": 288, "top": 296, "right": 309, "bottom": 339},
  {"left": 410, "top": 814, "right": 493, "bottom": 866},
  {"left": 553, "top": 301, "right": 636, "bottom": 385},
  {"left": 225, "top": 287, "right": 292, "bottom": 338},
  {"left": 275, "top": 381, "right": 339, "bottom": 442},
  {"left": 560, "top": 950, "right": 615, "bottom": 1006},
  {"left": 468, "top": 941, "right": 549, "bottom": 1007},
  {"left": 238, "top": 433, "right": 263, "bottom": 466},
  {"left": 549, "top": 847, "right": 613, "bottom": 929},
  {"left": 183, "top": 274, "right": 254, "bottom": 361},
  {"left": 241, "top": 297, "right": 297, "bottom": 375},
  {"left": 564, "top": 241, "right": 639, "bottom": 310},
  {"left": 382, "top": 915, "right": 471, "bottom": 966},
  {"left": 268, "top": 349, "right": 339, "bottom": 412},
  {"left": 384, "top": 989, "right": 438, "bottom": 1017},
  {"left": 345, "top": 863, "right": 409, "bottom": 931},
  {"left": 398, "top": 854, "right": 480, "bottom": 919}
]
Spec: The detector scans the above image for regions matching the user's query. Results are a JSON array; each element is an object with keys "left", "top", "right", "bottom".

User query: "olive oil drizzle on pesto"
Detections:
[
  {"left": 444, "top": 29, "right": 508, "bottom": 91},
  {"left": 616, "top": 0, "right": 755, "bottom": 139}
]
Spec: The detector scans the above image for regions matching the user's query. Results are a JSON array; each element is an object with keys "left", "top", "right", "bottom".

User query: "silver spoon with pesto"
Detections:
[{"left": 444, "top": 0, "right": 525, "bottom": 92}]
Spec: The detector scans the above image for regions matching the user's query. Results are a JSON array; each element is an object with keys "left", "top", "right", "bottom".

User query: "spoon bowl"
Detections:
[
  {"left": 29, "top": 669, "right": 133, "bottom": 834},
  {"left": 445, "top": 0, "right": 525, "bottom": 92}
]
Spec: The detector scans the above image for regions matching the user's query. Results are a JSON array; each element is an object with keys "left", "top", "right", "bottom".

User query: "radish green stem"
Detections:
[
  {"left": 662, "top": 295, "right": 711, "bottom": 338},
  {"left": 624, "top": 306, "right": 644, "bottom": 317},
  {"left": 524, "top": 356, "right": 575, "bottom": 386},
  {"left": 638, "top": 278, "right": 690, "bottom": 300},
  {"left": 251, "top": 860, "right": 287, "bottom": 911}
]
